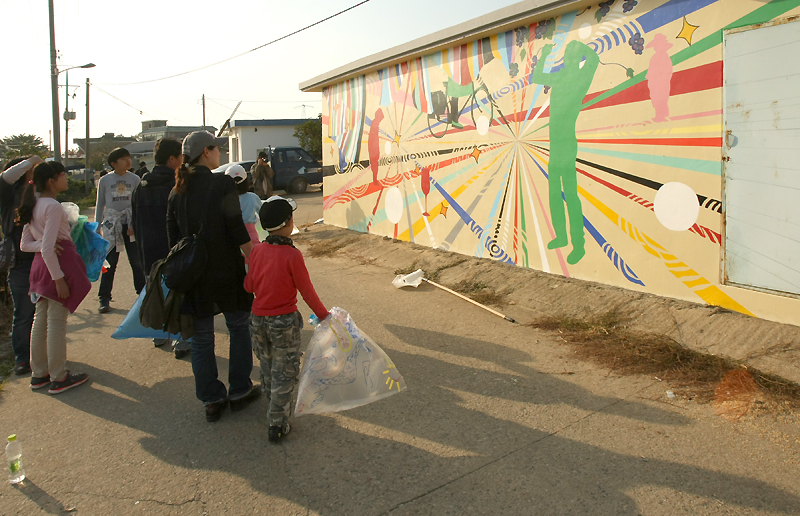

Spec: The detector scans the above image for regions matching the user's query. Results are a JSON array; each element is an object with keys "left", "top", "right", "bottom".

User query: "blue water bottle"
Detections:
[{"left": 308, "top": 313, "right": 320, "bottom": 326}]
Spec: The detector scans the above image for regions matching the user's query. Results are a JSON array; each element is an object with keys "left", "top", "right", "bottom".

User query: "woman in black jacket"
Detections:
[{"left": 167, "top": 131, "right": 259, "bottom": 422}]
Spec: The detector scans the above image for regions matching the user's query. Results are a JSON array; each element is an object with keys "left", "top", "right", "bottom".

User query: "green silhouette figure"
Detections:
[{"left": 531, "top": 41, "right": 599, "bottom": 265}]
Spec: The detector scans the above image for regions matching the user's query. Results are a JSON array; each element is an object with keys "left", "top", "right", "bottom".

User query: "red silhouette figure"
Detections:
[{"left": 368, "top": 109, "right": 385, "bottom": 185}]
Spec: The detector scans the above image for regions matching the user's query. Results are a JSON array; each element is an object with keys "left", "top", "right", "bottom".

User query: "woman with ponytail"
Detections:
[
  {"left": 19, "top": 162, "right": 91, "bottom": 394},
  {"left": 167, "top": 131, "right": 258, "bottom": 422}
]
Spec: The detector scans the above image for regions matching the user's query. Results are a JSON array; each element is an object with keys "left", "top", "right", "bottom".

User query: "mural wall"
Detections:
[{"left": 319, "top": 0, "right": 800, "bottom": 326}]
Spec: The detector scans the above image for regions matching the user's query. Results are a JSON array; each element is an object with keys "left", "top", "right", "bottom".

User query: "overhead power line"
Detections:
[{"left": 103, "top": 0, "right": 372, "bottom": 86}]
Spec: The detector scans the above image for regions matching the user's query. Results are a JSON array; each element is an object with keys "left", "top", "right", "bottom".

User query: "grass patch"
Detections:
[
  {"left": 450, "top": 279, "right": 508, "bottom": 308},
  {"left": 531, "top": 311, "right": 800, "bottom": 413},
  {"left": 0, "top": 302, "right": 15, "bottom": 392},
  {"left": 306, "top": 236, "right": 358, "bottom": 258}
]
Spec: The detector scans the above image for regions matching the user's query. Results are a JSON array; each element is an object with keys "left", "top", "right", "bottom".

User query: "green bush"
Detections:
[{"left": 57, "top": 178, "right": 96, "bottom": 211}]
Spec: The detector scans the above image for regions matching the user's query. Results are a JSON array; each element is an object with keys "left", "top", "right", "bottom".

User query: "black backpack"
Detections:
[{"left": 161, "top": 186, "right": 213, "bottom": 293}]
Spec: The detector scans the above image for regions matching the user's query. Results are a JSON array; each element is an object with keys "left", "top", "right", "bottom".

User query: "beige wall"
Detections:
[{"left": 319, "top": 0, "right": 800, "bottom": 326}]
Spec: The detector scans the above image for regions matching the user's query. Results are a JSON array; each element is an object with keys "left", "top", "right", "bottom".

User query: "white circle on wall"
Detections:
[
  {"left": 653, "top": 182, "right": 700, "bottom": 231},
  {"left": 476, "top": 115, "right": 490, "bottom": 135},
  {"left": 385, "top": 186, "right": 404, "bottom": 224},
  {"left": 384, "top": 141, "right": 392, "bottom": 155},
  {"left": 579, "top": 23, "right": 592, "bottom": 40}
]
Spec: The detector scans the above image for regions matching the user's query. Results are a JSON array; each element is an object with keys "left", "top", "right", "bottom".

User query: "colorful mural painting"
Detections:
[{"left": 313, "top": 0, "right": 800, "bottom": 326}]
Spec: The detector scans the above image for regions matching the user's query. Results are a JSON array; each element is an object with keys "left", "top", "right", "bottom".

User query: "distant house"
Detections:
[
  {"left": 137, "top": 120, "right": 217, "bottom": 143},
  {"left": 227, "top": 119, "right": 308, "bottom": 162},
  {"left": 124, "top": 137, "right": 229, "bottom": 171}
]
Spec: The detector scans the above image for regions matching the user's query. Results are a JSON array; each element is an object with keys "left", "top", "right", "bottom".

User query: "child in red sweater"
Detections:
[{"left": 244, "top": 196, "right": 329, "bottom": 442}]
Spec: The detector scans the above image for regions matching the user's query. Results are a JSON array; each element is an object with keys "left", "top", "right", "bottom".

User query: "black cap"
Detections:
[{"left": 259, "top": 196, "right": 296, "bottom": 231}]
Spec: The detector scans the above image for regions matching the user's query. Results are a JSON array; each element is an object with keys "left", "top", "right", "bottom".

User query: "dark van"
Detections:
[{"left": 267, "top": 146, "right": 323, "bottom": 194}]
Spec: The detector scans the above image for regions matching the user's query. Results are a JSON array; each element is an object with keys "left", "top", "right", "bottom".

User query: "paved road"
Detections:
[{"left": 1, "top": 187, "right": 799, "bottom": 515}]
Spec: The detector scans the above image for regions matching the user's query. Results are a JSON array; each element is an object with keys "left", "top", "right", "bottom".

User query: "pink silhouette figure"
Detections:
[{"left": 646, "top": 34, "right": 673, "bottom": 123}]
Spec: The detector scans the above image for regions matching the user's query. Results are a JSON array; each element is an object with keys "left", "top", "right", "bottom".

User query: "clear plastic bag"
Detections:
[{"left": 295, "top": 307, "right": 406, "bottom": 417}]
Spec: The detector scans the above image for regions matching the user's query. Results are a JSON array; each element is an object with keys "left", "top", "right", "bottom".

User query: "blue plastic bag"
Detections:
[
  {"left": 111, "top": 284, "right": 188, "bottom": 341},
  {"left": 70, "top": 215, "right": 110, "bottom": 282}
]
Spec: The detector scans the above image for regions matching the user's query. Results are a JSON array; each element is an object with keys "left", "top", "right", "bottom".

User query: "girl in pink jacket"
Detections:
[{"left": 19, "top": 162, "right": 91, "bottom": 394}]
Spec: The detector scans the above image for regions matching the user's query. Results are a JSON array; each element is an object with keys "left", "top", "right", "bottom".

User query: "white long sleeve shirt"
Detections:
[{"left": 20, "top": 198, "right": 72, "bottom": 280}]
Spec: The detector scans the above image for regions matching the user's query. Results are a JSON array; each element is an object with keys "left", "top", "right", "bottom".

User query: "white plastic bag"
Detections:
[
  {"left": 392, "top": 268, "right": 424, "bottom": 289},
  {"left": 61, "top": 202, "right": 80, "bottom": 228},
  {"left": 295, "top": 307, "right": 406, "bottom": 417}
]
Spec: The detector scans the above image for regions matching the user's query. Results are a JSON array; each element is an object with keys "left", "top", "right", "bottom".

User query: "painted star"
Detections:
[
  {"left": 677, "top": 16, "right": 699, "bottom": 46},
  {"left": 413, "top": 165, "right": 422, "bottom": 176},
  {"left": 470, "top": 146, "right": 481, "bottom": 163},
  {"left": 440, "top": 204, "right": 449, "bottom": 218},
  {"left": 393, "top": 132, "right": 401, "bottom": 145}
]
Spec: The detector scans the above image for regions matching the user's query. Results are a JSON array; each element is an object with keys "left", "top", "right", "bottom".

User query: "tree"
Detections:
[
  {"left": 293, "top": 114, "right": 322, "bottom": 159},
  {"left": 1, "top": 134, "right": 49, "bottom": 162},
  {"left": 88, "top": 135, "right": 123, "bottom": 171}
]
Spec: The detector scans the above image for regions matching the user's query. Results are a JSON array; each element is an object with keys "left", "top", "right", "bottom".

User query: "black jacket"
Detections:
[
  {"left": 166, "top": 166, "right": 252, "bottom": 319},
  {"left": 0, "top": 176, "right": 34, "bottom": 267},
  {"left": 131, "top": 166, "right": 175, "bottom": 274}
]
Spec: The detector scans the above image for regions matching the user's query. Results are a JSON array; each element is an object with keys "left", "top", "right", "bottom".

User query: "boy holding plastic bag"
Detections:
[{"left": 244, "top": 196, "right": 329, "bottom": 443}]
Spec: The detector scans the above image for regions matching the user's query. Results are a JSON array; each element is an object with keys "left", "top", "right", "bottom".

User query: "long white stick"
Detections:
[{"left": 423, "top": 278, "right": 516, "bottom": 323}]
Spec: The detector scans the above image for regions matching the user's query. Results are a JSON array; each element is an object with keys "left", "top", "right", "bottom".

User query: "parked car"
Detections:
[{"left": 213, "top": 146, "right": 322, "bottom": 194}]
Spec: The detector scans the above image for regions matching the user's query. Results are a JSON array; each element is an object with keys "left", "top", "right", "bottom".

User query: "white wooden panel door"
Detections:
[{"left": 723, "top": 19, "right": 800, "bottom": 298}]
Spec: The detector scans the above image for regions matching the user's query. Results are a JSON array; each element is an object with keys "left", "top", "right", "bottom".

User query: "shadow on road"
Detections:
[{"left": 49, "top": 324, "right": 800, "bottom": 515}]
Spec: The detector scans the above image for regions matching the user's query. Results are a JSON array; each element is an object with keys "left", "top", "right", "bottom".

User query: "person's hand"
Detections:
[
  {"left": 54, "top": 240, "right": 64, "bottom": 256},
  {"left": 28, "top": 155, "right": 44, "bottom": 167},
  {"left": 55, "top": 278, "right": 70, "bottom": 299},
  {"left": 127, "top": 226, "right": 134, "bottom": 237}
]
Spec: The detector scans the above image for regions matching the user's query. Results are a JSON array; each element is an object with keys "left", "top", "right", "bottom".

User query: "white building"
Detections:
[{"left": 227, "top": 119, "right": 309, "bottom": 162}]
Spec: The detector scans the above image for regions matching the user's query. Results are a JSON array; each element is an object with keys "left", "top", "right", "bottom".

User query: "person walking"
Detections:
[
  {"left": 167, "top": 131, "right": 259, "bottom": 422},
  {"left": 245, "top": 196, "right": 329, "bottom": 442},
  {"left": 131, "top": 138, "right": 190, "bottom": 358},
  {"left": 135, "top": 161, "right": 149, "bottom": 178},
  {"left": 1, "top": 156, "right": 43, "bottom": 376},
  {"left": 250, "top": 151, "right": 274, "bottom": 199},
  {"left": 18, "top": 162, "right": 91, "bottom": 394},
  {"left": 95, "top": 147, "right": 145, "bottom": 313},
  {"left": 225, "top": 164, "right": 262, "bottom": 245}
]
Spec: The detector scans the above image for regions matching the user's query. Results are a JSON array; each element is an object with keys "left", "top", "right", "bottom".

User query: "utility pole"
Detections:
[
  {"left": 202, "top": 94, "right": 206, "bottom": 129},
  {"left": 64, "top": 69, "right": 69, "bottom": 166},
  {"left": 49, "top": 0, "right": 61, "bottom": 163},
  {"left": 85, "top": 78, "right": 91, "bottom": 194}
]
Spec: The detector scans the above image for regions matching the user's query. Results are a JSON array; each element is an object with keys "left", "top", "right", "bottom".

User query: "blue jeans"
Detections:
[
  {"left": 8, "top": 261, "right": 35, "bottom": 366},
  {"left": 98, "top": 225, "right": 146, "bottom": 301},
  {"left": 190, "top": 310, "right": 253, "bottom": 405}
]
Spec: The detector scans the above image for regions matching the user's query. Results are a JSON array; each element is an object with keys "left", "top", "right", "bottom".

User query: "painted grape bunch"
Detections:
[
  {"left": 515, "top": 26, "right": 529, "bottom": 47},
  {"left": 534, "top": 19, "right": 553, "bottom": 39},
  {"left": 543, "top": 85, "right": 551, "bottom": 94},
  {"left": 622, "top": 0, "right": 638, "bottom": 13},
  {"left": 629, "top": 33, "right": 645, "bottom": 55},
  {"left": 596, "top": 0, "right": 615, "bottom": 22},
  {"left": 509, "top": 63, "right": 519, "bottom": 78}
]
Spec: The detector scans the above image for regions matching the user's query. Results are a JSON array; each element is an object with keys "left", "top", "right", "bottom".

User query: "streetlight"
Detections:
[{"left": 62, "top": 63, "right": 95, "bottom": 167}]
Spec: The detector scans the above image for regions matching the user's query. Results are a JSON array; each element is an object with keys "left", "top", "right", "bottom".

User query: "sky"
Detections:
[{"left": 1, "top": 0, "right": 524, "bottom": 151}]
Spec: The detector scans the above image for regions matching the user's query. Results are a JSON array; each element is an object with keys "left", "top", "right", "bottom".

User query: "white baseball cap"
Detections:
[{"left": 225, "top": 164, "right": 247, "bottom": 183}]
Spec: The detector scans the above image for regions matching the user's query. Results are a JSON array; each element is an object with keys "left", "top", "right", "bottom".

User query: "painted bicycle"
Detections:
[{"left": 427, "top": 78, "right": 495, "bottom": 138}]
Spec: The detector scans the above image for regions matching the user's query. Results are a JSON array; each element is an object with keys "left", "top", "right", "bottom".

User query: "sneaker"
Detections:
[
  {"left": 30, "top": 376, "right": 50, "bottom": 389},
  {"left": 153, "top": 338, "right": 169, "bottom": 347},
  {"left": 268, "top": 423, "right": 291, "bottom": 443},
  {"left": 174, "top": 348, "right": 190, "bottom": 359},
  {"left": 48, "top": 372, "right": 89, "bottom": 394},
  {"left": 13, "top": 362, "right": 31, "bottom": 375},
  {"left": 205, "top": 399, "right": 228, "bottom": 422},
  {"left": 98, "top": 299, "right": 111, "bottom": 314},
  {"left": 230, "top": 385, "right": 261, "bottom": 412}
]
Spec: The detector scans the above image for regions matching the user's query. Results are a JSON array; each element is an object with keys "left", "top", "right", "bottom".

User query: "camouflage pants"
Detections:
[{"left": 250, "top": 311, "right": 303, "bottom": 426}]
